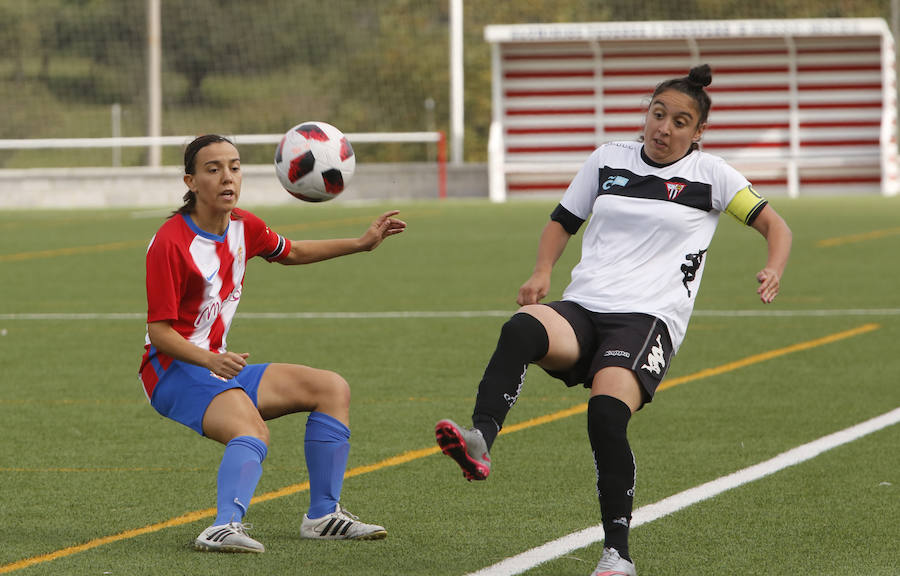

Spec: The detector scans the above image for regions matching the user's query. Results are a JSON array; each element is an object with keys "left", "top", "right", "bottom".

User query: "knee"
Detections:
[
  {"left": 250, "top": 422, "right": 271, "bottom": 446},
  {"left": 240, "top": 415, "right": 270, "bottom": 445},
  {"left": 216, "top": 418, "right": 269, "bottom": 446},
  {"left": 321, "top": 370, "right": 351, "bottom": 409},
  {"left": 500, "top": 311, "right": 549, "bottom": 356}
]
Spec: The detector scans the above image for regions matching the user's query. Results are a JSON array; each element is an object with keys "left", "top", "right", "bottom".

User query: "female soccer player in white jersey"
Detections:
[
  {"left": 435, "top": 65, "right": 792, "bottom": 576},
  {"left": 139, "top": 134, "right": 405, "bottom": 553}
]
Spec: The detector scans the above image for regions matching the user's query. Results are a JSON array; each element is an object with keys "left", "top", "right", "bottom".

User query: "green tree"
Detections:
[{"left": 161, "top": 0, "right": 345, "bottom": 103}]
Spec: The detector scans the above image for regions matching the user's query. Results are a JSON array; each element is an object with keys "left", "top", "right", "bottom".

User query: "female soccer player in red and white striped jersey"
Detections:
[{"left": 140, "top": 134, "right": 405, "bottom": 553}]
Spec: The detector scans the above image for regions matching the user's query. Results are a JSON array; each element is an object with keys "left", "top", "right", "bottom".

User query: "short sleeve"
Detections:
[
  {"left": 710, "top": 156, "right": 752, "bottom": 213},
  {"left": 145, "top": 234, "right": 181, "bottom": 324},
  {"left": 550, "top": 204, "right": 585, "bottom": 235},
  {"left": 236, "top": 209, "right": 292, "bottom": 262},
  {"left": 559, "top": 147, "right": 604, "bottom": 219}
]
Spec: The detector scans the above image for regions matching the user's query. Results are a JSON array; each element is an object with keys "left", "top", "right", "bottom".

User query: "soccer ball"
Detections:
[{"left": 274, "top": 121, "right": 355, "bottom": 202}]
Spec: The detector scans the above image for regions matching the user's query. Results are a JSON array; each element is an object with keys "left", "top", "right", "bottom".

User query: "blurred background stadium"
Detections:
[{"left": 0, "top": 0, "right": 895, "bottom": 170}]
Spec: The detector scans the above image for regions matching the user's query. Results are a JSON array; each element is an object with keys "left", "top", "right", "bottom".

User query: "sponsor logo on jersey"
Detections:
[
  {"left": 640, "top": 334, "right": 666, "bottom": 375},
  {"left": 195, "top": 300, "right": 222, "bottom": 329},
  {"left": 665, "top": 181, "right": 686, "bottom": 199},
  {"left": 194, "top": 287, "right": 242, "bottom": 329},
  {"left": 602, "top": 175, "right": 630, "bottom": 190}
]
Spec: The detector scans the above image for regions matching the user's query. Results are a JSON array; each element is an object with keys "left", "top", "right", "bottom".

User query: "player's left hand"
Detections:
[
  {"left": 756, "top": 267, "right": 781, "bottom": 304},
  {"left": 360, "top": 210, "right": 406, "bottom": 251}
]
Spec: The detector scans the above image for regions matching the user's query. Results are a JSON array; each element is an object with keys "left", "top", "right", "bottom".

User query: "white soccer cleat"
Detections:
[
  {"left": 193, "top": 522, "right": 265, "bottom": 553},
  {"left": 591, "top": 547, "right": 636, "bottom": 576},
  {"left": 300, "top": 502, "right": 387, "bottom": 540}
]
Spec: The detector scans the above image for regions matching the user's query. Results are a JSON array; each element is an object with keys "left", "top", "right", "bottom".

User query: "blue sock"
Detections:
[
  {"left": 213, "top": 435, "right": 267, "bottom": 526},
  {"left": 304, "top": 411, "right": 350, "bottom": 519}
]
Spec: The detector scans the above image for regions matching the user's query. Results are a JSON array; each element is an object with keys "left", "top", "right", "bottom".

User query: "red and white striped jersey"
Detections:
[{"left": 139, "top": 208, "right": 290, "bottom": 399}]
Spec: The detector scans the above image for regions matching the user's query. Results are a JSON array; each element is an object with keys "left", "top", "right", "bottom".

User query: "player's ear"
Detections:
[
  {"left": 183, "top": 173, "right": 195, "bottom": 191},
  {"left": 693, "top": 122, "right": 708, "bottom": 143}
]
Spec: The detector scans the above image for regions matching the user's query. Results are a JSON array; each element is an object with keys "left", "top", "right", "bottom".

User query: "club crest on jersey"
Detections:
[{"left": 665, "top": 181, "right": 686, "bottom": 200}]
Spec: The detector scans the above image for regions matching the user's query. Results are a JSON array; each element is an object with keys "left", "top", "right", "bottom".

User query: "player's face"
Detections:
[
  {"left": 643, "top": 89, "right": 707, "bottom": 164},
  {"left": 184, "top": 141, "right": 242, "bottom": 214}
]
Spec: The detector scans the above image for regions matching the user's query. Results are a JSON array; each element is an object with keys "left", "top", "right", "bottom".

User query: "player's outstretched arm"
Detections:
[
  {"left": 280, "top": 210, "right": 406, "bottom": 265},
  {"left": 750, "top": 204, "right": 792, "bottom": 304}
]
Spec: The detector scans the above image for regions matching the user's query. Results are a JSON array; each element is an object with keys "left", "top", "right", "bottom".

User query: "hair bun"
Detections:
[{"left": 687, "top": 64, "right": 712, "bottom": 88}]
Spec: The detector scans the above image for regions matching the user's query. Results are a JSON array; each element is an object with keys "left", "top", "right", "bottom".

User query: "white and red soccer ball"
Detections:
[{"left": 274, "top": 121, "right": 355, "bottom": 202}]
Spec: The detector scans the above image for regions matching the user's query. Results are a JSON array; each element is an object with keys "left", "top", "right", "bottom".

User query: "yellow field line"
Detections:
[
  {"left": 658, "top": 322, "right": 880, "bottom": 391},
  {"left": 817, "top": 227, "right": 900, "bottom": 247},
  {"left": 0, "top": 322, "right": 879, "bottom": 574},
  {"left": 0, "top": 209, "right": 437, "bottom": 263},
  {"left": 0, "top": 241, "right": 145, "bottom": 262}
]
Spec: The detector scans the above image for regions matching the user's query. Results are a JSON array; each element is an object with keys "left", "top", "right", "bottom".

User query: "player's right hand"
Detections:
[
  {"left": 517, "top": 274, "right": 550, "bottom": 306},
  {"left": 208, "top": 351, "right": 250, "bottom": 380}
]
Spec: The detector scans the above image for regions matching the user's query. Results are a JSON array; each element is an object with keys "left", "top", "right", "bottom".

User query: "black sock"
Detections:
[
  {"left": 587, "top": 394, "right": 634, "bottom": 563},
  {"left": 471, "top": 313, "right": 549, "bottom": 450}
]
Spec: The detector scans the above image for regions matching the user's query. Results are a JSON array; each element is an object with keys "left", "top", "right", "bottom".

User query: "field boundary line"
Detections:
[
  {"left": 0, "top": 323, "right": 880, "bottom": 574},
  {"left": 466, "top": 405, "right": 900, "bottom": 576},
  {"left": 817, "top": 226, "right": 900, "bottom": 247},
  {"left": 2, "top": 310, "right": 900, "bottom": 321}
]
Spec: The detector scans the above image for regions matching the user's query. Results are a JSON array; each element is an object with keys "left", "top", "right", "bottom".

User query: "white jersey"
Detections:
[{"left": 559, "top": 141, "right": 761, "bottom": 352}]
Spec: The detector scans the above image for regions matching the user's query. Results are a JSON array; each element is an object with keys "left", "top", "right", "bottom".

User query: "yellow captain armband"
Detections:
[{"left": 725, "top": 185, "right": 768, "bottom": 226}]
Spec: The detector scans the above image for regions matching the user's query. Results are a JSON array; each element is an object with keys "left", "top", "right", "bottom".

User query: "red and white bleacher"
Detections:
[{"left": 485, "top": 19, "right": 898, "bottom": 201}]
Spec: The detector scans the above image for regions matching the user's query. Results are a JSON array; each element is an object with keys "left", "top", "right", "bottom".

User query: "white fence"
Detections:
[{"left": 0, "top": 132, "right": 448, "bottom": 208}]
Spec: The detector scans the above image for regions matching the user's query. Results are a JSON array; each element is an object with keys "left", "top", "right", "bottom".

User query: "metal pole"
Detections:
[
  {"left": 424, "top": 97, "right": 436, "bottom": 161},
  {"left": 893, "top": 0, "right": 899, "bottom": 152},
  {"left": 449, "top": 0, "right": 464, "bottom": 165},
  {"left": 893, "top": 0, "right": 899, "bottom": 47},
  {"left": 147, "top": 0, "right": 162, "bottom": 167},
  {"left": 111, "top": 103, "right": 121, "bottom": 167}
]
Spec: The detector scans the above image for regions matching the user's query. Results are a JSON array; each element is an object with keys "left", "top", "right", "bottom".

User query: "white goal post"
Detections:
[{"left": 484, "top": 18, "right": 898, "bottom": 202}]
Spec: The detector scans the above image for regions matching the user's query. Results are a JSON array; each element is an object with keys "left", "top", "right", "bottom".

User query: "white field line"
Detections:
[
  {"left": 2, "top": 308, "right": 900, "bottom": 321},
  {"left": 466, "top": 406, "right": 900, "bottom": 576}
]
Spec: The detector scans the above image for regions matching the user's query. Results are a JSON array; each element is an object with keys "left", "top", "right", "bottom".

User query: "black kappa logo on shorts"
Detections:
[{"left": 681, "top": 248, "right": 707, "bottom": 297}]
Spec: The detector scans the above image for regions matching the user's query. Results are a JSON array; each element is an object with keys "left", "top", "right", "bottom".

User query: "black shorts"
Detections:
[{"left": 542, "top": 300, "right": 674, "bottom": 405}]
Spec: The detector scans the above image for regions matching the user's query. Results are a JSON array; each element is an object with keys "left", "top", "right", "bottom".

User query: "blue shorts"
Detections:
[{"left": 149, "top": 360, "right": 269, "bottom": 435}]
